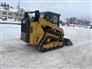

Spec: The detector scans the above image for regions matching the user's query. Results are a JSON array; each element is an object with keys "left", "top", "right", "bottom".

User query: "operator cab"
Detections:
[
  {"left": 40, "top": 11, "right": 60, "bottom": 26},
  {"left": 22, "top": 10, "right": 60, "bottom": 26}
]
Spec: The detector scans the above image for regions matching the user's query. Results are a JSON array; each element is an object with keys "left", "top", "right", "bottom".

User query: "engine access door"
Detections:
[{"left": 21, "top": 12, "right": 30, "bottom": 43}]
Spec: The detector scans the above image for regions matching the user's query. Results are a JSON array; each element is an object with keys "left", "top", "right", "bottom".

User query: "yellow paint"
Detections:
[
  {"left": 43, "top": 41, "right": 63, "bottom": 49},
  {"left": 28, "top": 17, "right": 64, "bottom": 49}
]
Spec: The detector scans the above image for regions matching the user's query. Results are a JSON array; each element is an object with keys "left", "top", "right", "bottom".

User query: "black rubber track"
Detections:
[{"left": 39, "top": 44, "right": 64, "bottom": 53}]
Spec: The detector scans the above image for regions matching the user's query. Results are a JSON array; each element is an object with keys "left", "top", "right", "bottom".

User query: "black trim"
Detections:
[
  {"left": 21, "top": 18, "right": 30, "bottom": 43},
  {"left": 42, "top": 26, "right": 61, "bottom": 38},
  {"left": 34, "top": 10, "right": 40, "bottom": 22}
]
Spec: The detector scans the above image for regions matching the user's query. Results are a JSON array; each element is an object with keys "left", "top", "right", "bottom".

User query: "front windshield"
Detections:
[
  {"left": 40, "top": 12, "right": 59, "bottom": 25},
  {"left": 51, "top": 15, "right": 58, "bottom": 24}
]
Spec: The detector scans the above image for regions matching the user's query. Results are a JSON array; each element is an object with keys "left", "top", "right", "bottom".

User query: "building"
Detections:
[
  {"left": 66, "top": 17, "right": 91, "bottom": 26},
  {"left": 0, "top": 2, "right": 25, "bottom": 21}
]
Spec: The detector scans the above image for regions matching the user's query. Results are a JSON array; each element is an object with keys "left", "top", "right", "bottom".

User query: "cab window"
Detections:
[{"left": 51, "top": 15, "right": 58, "bottom": 24}]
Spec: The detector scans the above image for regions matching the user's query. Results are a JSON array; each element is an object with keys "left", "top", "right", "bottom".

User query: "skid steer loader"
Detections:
[{"left": 21, "top": 10, "right": 72, "bottom": 52}]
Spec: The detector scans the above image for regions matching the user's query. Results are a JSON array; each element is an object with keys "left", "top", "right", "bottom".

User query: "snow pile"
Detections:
[
  {"left": 0, "top": 19, "right": 21, "bottom": 24},
  {"left": 60, "top": 24, "right": 91, "bottom": 29}
]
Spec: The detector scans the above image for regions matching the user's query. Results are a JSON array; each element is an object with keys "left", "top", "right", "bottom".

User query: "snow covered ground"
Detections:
[
  {"left": 0, "top": 24, "right": 92, "bottom": 69},
  {"left": 0, "top": 19, "right": 20, "bottom": 24}
]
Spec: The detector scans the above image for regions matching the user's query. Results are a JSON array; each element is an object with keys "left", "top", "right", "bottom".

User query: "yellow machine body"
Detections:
[
  {"left": 21, "top": 10, "right": 72, "bottom": 52},
  {"left": 29, "top": 18, "right": 64, "bottom": 48}
]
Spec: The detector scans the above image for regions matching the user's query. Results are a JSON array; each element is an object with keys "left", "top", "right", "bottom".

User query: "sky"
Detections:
[{"left": 0, "top": 0, "right": 92, "bottom": 21}]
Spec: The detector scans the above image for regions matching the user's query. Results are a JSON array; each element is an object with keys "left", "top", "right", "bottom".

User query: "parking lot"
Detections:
[{"left": 0, "top": 24, "right": 92, "bottom": 69}]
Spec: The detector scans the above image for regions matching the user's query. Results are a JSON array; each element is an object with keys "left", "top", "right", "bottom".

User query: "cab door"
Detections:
[{"left": 21, "top": 14, "right": 30, "bottom": 43}]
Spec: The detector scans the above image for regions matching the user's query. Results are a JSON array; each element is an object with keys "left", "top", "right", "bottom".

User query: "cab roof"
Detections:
[{"left": 40, "top": 11, "right": 60, "bottom": 16}]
